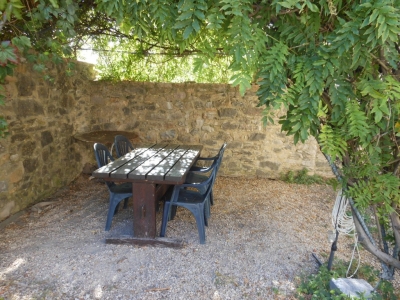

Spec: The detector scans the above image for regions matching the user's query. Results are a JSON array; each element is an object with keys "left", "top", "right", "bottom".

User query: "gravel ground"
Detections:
[{"left": 0, "top": 174, "right": 398, "bottom": 299}]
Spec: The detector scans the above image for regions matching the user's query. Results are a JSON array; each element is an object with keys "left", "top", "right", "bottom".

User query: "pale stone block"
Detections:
[
  {"left": 202, "top": 125, "right": 214, "bottom": 133},
  {"left": 0, "top": 201, "right": 15, "bottom": 221},
  {"left": 10, "top": 154, "right": 19, "bottom": 162},
  {"left": 0, "top": 154, "right": 10, "bottom": 165},
  {"left": 330, "top": 278, "right": 374, "bottom": 299},
  {"left": 196, "top": 119, "right": 204, "bottom": 128},
  {"left": 9, "top": 165, "right": 24, "bottom": 183}
]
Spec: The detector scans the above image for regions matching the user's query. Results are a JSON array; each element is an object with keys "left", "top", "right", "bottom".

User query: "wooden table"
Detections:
[
  {"left": 92, "top": 143, "right": 202, "bottom": 247},
  {"left": 73, "top": 130, "right": 139, "bottom": 148}
]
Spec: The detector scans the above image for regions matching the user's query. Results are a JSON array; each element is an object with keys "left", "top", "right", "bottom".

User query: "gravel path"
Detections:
[{"left": 0, "top": 174, "right": 398, "bottom": 299}]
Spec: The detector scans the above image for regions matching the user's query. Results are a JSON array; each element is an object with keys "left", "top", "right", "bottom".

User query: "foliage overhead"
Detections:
[
  {"left": 90, "top": 36, "right": 233, "bottom": 83},
  {"left": 1, "top": 0, "right": 400, "bottom": 275}
]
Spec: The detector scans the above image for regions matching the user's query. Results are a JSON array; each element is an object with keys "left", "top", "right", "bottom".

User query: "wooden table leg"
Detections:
[
  {"left": 109, "top": 182, "right": 181, "bottom": 247},
  {"left": 132, "top": 182, "right": 156, "bottom": 238}
]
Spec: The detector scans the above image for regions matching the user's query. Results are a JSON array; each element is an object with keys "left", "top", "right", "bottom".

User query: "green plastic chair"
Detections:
[
  {"left": 186, "top": 142, "right": 227, "bottom": 206},
  {"left": 93, "top": 143, "right": 131, "bottom": 231},
  {"left": 190, "top": 142, "right": 227, "bottom": 172},
  {"left": 114, "top": 135, "right": 134, "bottom": 158},
  {"left": 160, "top": 159, "right": 218, "bottom": 244}
]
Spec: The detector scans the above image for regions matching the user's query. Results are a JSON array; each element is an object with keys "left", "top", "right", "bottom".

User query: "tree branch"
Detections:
[
  {"left": 352, "top": 207, "right": 400, "bottom": 270},
  {"left": 371, "top": 52, "right": 391, "bottom": 74},
  {"left": 321, "top": 91, "right": 333, "bottom": 112},
  {"left": 389, "top": 206, "right": 400, "bottom": 259}
]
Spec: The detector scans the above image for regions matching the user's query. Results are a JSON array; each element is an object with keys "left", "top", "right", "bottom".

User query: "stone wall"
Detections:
[
  {"left": 0, "top": 62, "right": 96, "bottom": 221},
  {"left": 0, "top": 61, "right": 332, "bottom": 222},
  {"left": 83, "top": 81, "right": 332, "bottom": 179}
]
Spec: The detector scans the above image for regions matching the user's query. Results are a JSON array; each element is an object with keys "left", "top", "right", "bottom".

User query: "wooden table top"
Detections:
[{"left": 92, "top": 143, "right": 203, "bottom": 184}]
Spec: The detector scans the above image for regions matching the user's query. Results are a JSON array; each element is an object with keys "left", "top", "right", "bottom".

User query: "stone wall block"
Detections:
[
  {"left": 128, "top": 86, "right": 146, "bottom": 95},
  {"left": 38, "top": 86, "right": 49, "bottom": 99},
  {"left": 231, "top": 99, "right": 246, "bottom": 107},
  {"left": 215, "top": 131, "right": 232, "bottom": 141},
  {"left": 17, "top": 74, "right": 36, "bottom": 97},
  {"left": 0, "top": 152, "right": 10, "bottom": 166},
  {"left": 205, "top": 101, "right": 213, "bottom": 108},
  {"left": 145, "top": 130, "right": 158, "bottom": 141},
  {"left": 21, "top": 141, "right": 37, "bottom": 156},
  {"left": 160, "top": 130, "right": 176, "bottom": 140},
  {"left": 218, "top": 108, "right": 237, "bottom": 118},
  {"left": 144, "top": 103, "right": 156, "bottom": 111},
  {"left": 145, "top": 94, "right": 165, "bottom": 103},
  {"left": 23, "top": 158, "right": 39, "bottom": 173},
  {"left": 260, "top": 161, "right": 280, "bottom": 170},
  {"left": 146, "top": 111, "right": 166, "bottom": 121},
  {"left": 4, "top": 80, "right": 18, "bottom": 100},
  {"left": 238, "top": 123, "right": 257, "bottom": 131},
  {"left": 174, "top": 91, "right": 187, "bottom": 100},
  {"left": 11, "top": 133, "right": 30, "bottom": 143},
  {"left": 9, "top": 163, "right": 24, "bottom": 183},
  {"left": 243, "top": 107, "right": 263, "bottom": 116},
  {"left": 91, "top": 95, "right": 106, "bottom": 105},
  {"left": 213, "top": 98, "right": 230, "bottom": 108},
  {"left": 202, "top": 140, "right": 220, "bottom": 148},
  {"left": 13, "top": 99, "right": 44, "bottom": 118},
  {"left": 226, "top": 142, "right": 241, "bottom": 149},
  {"left": 10, "top": 154, "right": 18, "bottom": 162},
  {"left": 177, "top": 134, "right": 192, "bottom": 143},
  {"left": 173, "top": 100, "right": 185, "bottom": 110},
  {"left": 0, "top": 181, "right": 8, "bottom": 192},
  {"left": 203, "top": 111, "right": 218, "bottom": 119},
  {"left": 61, "top": 94, "right": 75, "bottom": 108},
  {"left": 195, "top": 118, "right": 204, "bottom": 128},
  {"left": 47, "top": 105, "right": 58, "bottom": 115},
  {"left": 41, "top": 131, "right": 54, "bottom": 147},
  {"left": 177, "top": 120, "right": 188, "bottom": 127},
  {"left": 0, "top": 201, "right": 15, "bottom": 221},
  {"left": 202, "top": 125, "right": 214, "bottom": 133},
  {"left": 194, "top": 100, "right": 204, "bottom": 109},
  {"left": 169, "top": 111, "right": 184, "bottom": 120},
  {"left": 221, "top": 122, "right": 238, "bottom": 130},
  {"left": 249, "top": 133, "right": 266, "bottom": 141}
]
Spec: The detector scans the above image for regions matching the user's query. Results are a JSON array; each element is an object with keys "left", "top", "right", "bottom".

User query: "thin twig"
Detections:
[{"left": 146, "top": 287, "right": 170, "bottom": 292}]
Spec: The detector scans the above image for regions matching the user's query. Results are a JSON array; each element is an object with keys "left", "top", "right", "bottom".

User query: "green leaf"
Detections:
[
  {"left": 292, "top": 122, "right": 302, "bottom": 132},
  {"left": 49, "top": 0, "right": 59, "bottom": 9},
  {"left": 33, "top": 64, "right": 46, "bottom": 73},
  {"left": 11, "top": 36, "right": 31, "bottom": 51},
  {"left": 177, "top": 10, "right": 193, "bottom": 21},
  {"left": 374, "top": 109, "right": 383, "bottom": 123},
  {"left": 183, "top": 25, "right": 193, "bottom": 39},
  {"left": 67, "top": 4, "right": 76, "bottom": 15},
  {"left": 369, "top": 9, "right": 379, "bottom": 24},
  {"left": 194, "top": 10, "right": 205, "bottom": 20},
  {"left": 173, "top": 19, "right": 192, "bottom": 29},
  {"left": 305, "top": 1, "right": 318, "bottom": 12},
  {"left": 0, "top": 42, "right": 18, "bottom": 65},
  {"left": 278, "top": 0, "right": 296, "bottom": 9},
  {"left": 192, "top": 18, "right": 200, "bottom": 32},
  {"left": 193, "top": 57, "right": 204, "bottom": 73}
]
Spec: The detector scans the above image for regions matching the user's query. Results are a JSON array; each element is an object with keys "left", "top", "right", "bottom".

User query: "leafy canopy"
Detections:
[{"left": 1, "top": 0, "right": 400, "bottom": 272}]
